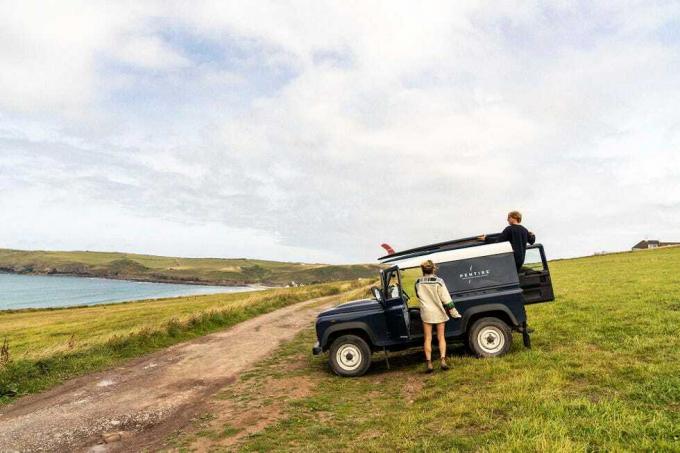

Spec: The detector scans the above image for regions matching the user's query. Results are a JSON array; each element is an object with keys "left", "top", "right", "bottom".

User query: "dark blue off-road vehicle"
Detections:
[{"left": 312, "top": 237, "right": 554, "bottom": 376}]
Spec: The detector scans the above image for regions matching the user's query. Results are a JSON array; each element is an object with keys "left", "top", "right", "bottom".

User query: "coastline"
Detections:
[
  {"left": 0, "top": 269, "right": 274, "bottom": 290},
  {"left": 0, "top": 289, "right": 268, "bottom": 315},
  {"left": 0, "top": 272, "right": 273, "bottom": 313}
]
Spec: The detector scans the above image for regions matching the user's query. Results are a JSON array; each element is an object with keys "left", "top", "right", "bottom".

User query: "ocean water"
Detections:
[{"left": 0, "top": 273, "right": 257, "bottom": 310}]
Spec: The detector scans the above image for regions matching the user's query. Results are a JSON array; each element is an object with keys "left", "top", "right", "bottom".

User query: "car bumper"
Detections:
[{"left": 312, "top": 341, "right": 322, "bottom": 355}]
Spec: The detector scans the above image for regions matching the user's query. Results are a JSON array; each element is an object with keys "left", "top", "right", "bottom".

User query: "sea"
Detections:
[{"left": 0, "top": 273, "right": 257, "bottom": 311}]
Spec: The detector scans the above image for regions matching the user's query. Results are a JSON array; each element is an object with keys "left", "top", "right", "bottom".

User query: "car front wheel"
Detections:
[
  {"left": 468, "top": 317, "right": 512, "bottom": 358},
  {"left": 328, "top": 335, "right": 372, "bottom": 377}
]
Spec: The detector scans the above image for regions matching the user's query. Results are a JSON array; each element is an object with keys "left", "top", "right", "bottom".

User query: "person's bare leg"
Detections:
[
  {"left": 423, "top": 322, "right": 433, "bottom": 372},
  {"left": 437, "top": 323, "right": 449, "bottom": 370},
  {"left": 423, "top": 322, "right": 432, "bottom": 361}
]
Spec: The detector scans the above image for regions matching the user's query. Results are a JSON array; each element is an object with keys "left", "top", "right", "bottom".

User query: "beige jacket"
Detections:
[{"left": 415, "top": 275, "right": 458, "bottom": 324}]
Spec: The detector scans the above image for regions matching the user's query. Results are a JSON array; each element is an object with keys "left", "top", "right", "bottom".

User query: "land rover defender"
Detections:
[{"left": 312, "top": 236, "right": 554, "bottom": 376}]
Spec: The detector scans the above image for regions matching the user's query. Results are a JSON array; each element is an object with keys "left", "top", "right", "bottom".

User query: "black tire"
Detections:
[
  {"left": 467, "top": 317, "right": 512, "bottom": 358},
  {"left": 328, "top": 335, "right": 372, "bottom": 377}
]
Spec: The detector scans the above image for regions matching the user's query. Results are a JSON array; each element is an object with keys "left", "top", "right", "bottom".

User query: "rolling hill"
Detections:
[{"left": 0, "top": 248, "right": 380, "bottom": 286}]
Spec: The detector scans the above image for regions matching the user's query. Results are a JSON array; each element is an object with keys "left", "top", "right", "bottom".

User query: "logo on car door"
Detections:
[{"left": 459, "top": 265, "right": 491, "bottom": 284}]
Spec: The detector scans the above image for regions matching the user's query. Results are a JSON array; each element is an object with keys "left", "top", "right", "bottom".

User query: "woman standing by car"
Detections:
[{"left": 415, "top": 260, "right": 461, "bottom": 373}]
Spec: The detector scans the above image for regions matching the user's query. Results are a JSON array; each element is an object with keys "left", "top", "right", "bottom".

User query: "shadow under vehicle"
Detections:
[{"left": 312, "top": 236, "right": 554, "bottom": 376}]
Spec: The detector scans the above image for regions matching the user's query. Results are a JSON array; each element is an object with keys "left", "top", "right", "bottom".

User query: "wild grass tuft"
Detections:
[{"left": 0, "top": 338, "right": 9, "bottom": 368}]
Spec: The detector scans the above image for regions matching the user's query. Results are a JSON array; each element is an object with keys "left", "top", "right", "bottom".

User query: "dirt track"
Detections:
[{"left": 0, "top": 294, "right": 340, "bottom": 452}]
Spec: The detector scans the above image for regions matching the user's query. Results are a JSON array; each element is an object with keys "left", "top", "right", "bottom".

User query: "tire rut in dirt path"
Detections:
[{"left": 0, "top": 293, "right": 343, "bottom": 452}]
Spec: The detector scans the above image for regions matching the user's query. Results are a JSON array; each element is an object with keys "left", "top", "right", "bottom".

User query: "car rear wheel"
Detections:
[
  {"left": 329, "top": 335, "right": 371, "bottom": 377},
  {"left": 468, "top": 317, "right": 512, "bottom": 358}
]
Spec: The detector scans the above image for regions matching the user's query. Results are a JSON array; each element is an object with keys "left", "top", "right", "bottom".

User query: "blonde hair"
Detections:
[
  {"left": 508, "top": 210, "right": 522, "bottom": 223},
  {"left": 420, "top": 260, "right": 436, "bottom": 275}
]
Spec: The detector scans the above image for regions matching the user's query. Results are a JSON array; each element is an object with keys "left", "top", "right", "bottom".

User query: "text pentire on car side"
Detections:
[
  {"left": 328, "top": 335, "right": 371, "bottom": 377},
  {"left": 468, "top": 317, "right": 512, "bottom": 358}
]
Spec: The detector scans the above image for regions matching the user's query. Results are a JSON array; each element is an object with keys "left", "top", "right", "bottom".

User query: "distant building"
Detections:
[{"left": 632, "top": 240, "right": 680, "bottom": 251}]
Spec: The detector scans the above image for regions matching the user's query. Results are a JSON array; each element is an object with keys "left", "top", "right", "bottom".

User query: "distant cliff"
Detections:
[{"left": 0, "top": 248, "right": 380, "bottom": 286}]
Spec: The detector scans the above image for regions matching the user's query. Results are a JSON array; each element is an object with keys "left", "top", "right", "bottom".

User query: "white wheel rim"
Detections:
[
  {"left": 477, "top": 326, "right": 505, "bottom": 354},
  {"left": 336, "top": 344, "right": 362, "bottom": 371}
]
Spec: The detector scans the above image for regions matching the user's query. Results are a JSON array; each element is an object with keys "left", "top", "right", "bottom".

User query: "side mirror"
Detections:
[{"left": 371, "top": 286, "right": 383, "bottom": 303}]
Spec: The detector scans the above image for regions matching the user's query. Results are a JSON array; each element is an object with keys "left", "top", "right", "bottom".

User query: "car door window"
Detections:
[
  {"left": 522, "top": 248, "right": 545, "bottom": 273},
  {"left": 385, "top": 270, "right": 401, "bottom": 299}
]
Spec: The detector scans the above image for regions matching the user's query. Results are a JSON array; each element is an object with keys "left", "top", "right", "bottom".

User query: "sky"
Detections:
[{"left": 1, "top": 1, "right": 679, "bottom": 264}]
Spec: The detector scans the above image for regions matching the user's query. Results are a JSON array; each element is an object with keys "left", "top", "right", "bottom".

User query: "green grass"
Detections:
[
  {"left": 0, "top": 248, "right": 380, "bottom": 286},
  {"left": 183, "top": 247, "right": 680, "bottom": 452},
  {"left": 0, "top": 280, "right": 371, "bottom": 404}
]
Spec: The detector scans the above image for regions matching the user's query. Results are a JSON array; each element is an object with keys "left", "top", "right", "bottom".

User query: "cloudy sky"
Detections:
[{"left": 1, "top": 1, "right": 679, "bottom": 264}]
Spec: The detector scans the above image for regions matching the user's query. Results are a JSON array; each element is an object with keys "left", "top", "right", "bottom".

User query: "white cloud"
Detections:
[
  {"left": 111, "top": 35, "right": 190, "bottom": 70},
  {"left": 1, "top": 1, "right": 679, "bottom": 263}
]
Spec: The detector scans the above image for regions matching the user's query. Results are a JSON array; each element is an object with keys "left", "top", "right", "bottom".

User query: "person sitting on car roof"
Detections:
[
  {"left": 415, "top": 260, "right": 461, "bottom": 373},
  {"left": 477, "top": 210, "right": 536, "bottom": 270}
]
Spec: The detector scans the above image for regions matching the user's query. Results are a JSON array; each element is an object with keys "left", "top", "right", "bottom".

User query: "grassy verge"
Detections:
[
  {"left": 172, "top": 247, "right": 680, "bottom": 452},
  {"left": 0, "top": 279, "right": 371, "bottom": 405}
]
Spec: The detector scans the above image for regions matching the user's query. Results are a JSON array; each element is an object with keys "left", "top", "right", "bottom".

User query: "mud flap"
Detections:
[{"left": 522, "top": 321, "right": 531, "bottom": 349}]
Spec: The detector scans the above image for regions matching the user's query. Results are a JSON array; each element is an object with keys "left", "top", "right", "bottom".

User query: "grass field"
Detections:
[
  {"left": 173, "top": 247, "right": 680, "bottom": 452},
  {"left": 0, "top": 279, "right": 372, "bottom": 404},
  {"left": 0, "top": 248, "right": 379, "bottom": 286}
]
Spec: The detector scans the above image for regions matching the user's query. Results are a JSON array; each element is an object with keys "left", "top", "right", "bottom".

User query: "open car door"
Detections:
[
  {"left": 519, "top": 244, "right": 555, "bottom": 304},
  {"left": 381, "top": 266, "right": 411, "bottom": 340}
]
